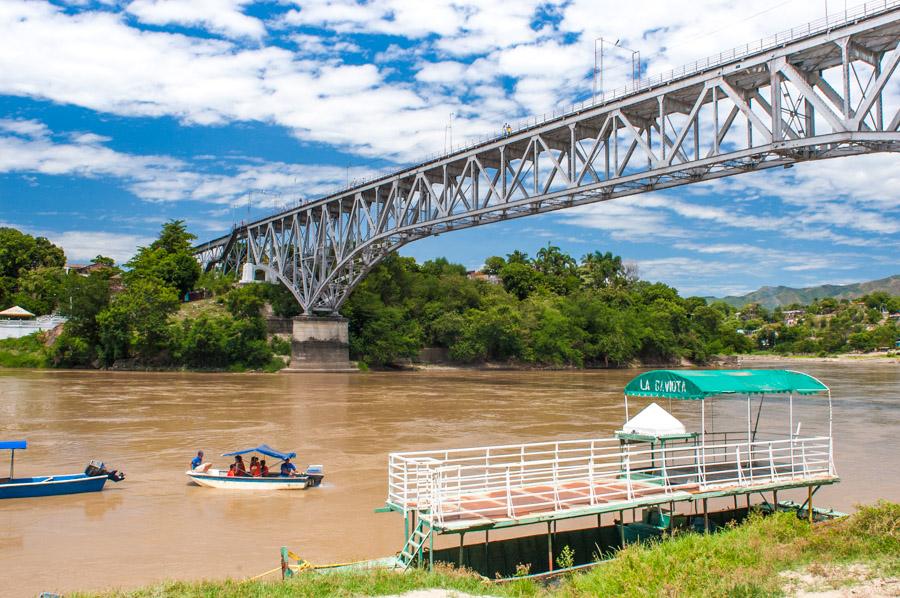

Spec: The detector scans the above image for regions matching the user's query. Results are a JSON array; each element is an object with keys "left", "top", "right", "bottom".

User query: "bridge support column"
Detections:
[{"left": 282, "top": 315, "right": 358, "bottom": 373}]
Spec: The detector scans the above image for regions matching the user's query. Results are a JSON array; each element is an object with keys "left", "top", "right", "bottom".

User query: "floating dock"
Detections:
[{"left": 380, "top": 370, "right": 839, "bottom": 574}]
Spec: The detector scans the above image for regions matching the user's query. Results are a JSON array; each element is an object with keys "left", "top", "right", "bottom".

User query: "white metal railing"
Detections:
[{"left": 388, "top": 435, "right": 835, "bottom": 525}]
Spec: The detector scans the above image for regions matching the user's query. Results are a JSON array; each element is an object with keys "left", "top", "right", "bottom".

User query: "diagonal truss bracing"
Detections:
[{"left": 194, "top": 5, "right": 900, "bottom": 314}]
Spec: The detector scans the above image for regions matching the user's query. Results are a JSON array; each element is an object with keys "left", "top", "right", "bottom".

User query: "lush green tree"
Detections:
[
  {"left": 196, "top": 270, "right": 237, "bottom": 297},
  {"left": 224, "top": 285, "right": 266, "bottom": 320},
  {"left": 506, "top": 250, "right": 530, "bottom": 264},
  {"left": 420, "top": 257, "right": 466, "bottom": 277},
  {"left": 91, "top": 255, "right": 116, "bottom": 268},
  {"left": 499, "top": 262, "right": 540, "bottom": 300},
  {"left": 482, "top": 256, "right": 506, "bottom": 276},
  {"left": 126, "top": 220, "right": 200, "bottom": 296},
  {"left": 349, "top": 306, "right": 422, "bottom": 366},
  {"left": 579, "top": 251, "right": 626, "bottom": 290},
  {"left": 97, "top": 278, "right": 180, "bottom": 364},
  {"left": 0, "top": 227, "right": 66, "bottom": 308},
  {"left": 57, "top": 270, "right": 114, "bottom": 343},
  {"left": 12, "top": 266, "right": 65, "bottom": 315},
  {"left": 522, "top": 297, "right": 584, "bottom": 366}
]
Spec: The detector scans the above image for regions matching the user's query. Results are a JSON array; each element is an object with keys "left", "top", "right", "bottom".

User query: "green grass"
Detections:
[
  {"left": 71, "top": 564, "right": 527, "bottom": 598},
  {"left": 0, "top": 332, "right": 49, "bottom": 368},
  {"left": 562, "top": 501, "right": 899, "bottom": 597},
  {"left": 173, "top": 298, "right": 229, "bottom": 322},
  {"left": 73, "top": 502, "right": 899, "bottom": 598}
]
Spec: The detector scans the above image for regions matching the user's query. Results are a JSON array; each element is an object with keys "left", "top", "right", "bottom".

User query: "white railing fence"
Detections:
[{"left": 388, "top": 435, "right": 834, "bottom": 525}]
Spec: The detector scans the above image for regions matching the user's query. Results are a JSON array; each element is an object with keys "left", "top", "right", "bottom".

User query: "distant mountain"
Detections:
[{"left": 708, "top": 275, "right": 900, "bottom": 309}]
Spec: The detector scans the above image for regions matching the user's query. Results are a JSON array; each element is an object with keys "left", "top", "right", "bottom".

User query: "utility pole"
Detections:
[{"left": 594, "top": 37, "right": 641, "bottom": 103}]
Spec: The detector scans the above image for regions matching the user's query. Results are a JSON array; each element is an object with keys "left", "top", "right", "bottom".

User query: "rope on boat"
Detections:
[{"left": 246, "top": 566, "right": 282, "bottom": 581}]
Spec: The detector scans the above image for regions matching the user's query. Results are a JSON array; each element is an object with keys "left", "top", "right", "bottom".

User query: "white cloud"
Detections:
[
  {"left": 126, "top": 0, "right": 265, "bottom": 39},
  {"left": 50, "top": 230, "right": 151, "bottom": 263},
  {"left": 0, "top": 119, "right": 376, "bottom": 208}
]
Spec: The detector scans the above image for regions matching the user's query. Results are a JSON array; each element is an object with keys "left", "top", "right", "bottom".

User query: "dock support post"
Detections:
[
  {"left": 619, "top": 510, "right": 626, "bottom": 547},
  {"left": 733, "top": 495, "right": 738, "bottom": 510},
  {"left": 484, "top": 530, "right": 489, "bottom": 577},
  {"left": 669, "top": 501, "right": 675, "bottom": 533},
  {"left": 458, "top": 532, "right": 465, "bottom": 568},
  {"left": 429, "top": 522, "right": 434, "bottom": 571},
  {"left": 746, "top": 494, "right": 751, "bottom": 510},
  {"left": 808, "top": 486, "right": 814, "bottom": 524},
  {"left": 547, "top": 521, "right": 554, "bottom": 571},
  {"left": 703, "top": 498, "right": 709, "bottom": 533},
  {"left": 774, "top": 490, "right": 778, "bottom": 508}
]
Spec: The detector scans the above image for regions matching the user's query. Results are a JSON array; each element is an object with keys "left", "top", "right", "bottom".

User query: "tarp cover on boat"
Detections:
[
  {"left": 618, "top": 403, "right": 687, "bottom": 436},
  {"left": 0, "top": 440, "right": 26, "bottom": 450},
  {"left": 624, "top": 369, "right": 828, "bottom": 400},
  {"left": 222, "top": 444, "right": 296, "bottom": 460}
]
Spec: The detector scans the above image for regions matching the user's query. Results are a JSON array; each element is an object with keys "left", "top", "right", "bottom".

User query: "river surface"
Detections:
[{"left": 0, "top": 361, "right": 897, "bottom": 596}]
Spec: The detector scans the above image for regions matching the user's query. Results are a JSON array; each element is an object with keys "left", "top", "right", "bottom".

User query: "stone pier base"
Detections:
[{"left": 282, "top": 315, "right": 358, "bottom": 373}]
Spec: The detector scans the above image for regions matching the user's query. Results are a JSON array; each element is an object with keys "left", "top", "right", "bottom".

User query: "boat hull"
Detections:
[
  {"left": 186, "top": 471, "right": 313, "bottom": 490},
  {"left": 0, "top": 474, "right": 108, "bottom": 499}
]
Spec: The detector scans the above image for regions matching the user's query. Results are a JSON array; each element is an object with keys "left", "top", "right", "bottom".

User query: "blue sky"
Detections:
[{"left": 0, "top": 0, "right": 897, "bottom": 297}]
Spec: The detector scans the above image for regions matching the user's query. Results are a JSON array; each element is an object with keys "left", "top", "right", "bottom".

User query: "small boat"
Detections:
[
  {"left": 186, "top": 443, "right": 324, "bottom": 490},
  {"left": 0, "top": 440, "right": 125, "bottom": 500}
]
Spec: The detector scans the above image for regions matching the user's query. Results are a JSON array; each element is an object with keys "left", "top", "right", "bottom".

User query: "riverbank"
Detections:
[
  {"left": 739, "top": 352, "right": 900, "bottom": 365},
  {"left": 71, "top": 502, "right": 899, "bottom": 597}
]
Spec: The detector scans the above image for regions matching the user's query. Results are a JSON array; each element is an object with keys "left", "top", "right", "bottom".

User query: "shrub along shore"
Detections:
[{"left": 72, "top": 501, "right": 899, "bottom": 597}]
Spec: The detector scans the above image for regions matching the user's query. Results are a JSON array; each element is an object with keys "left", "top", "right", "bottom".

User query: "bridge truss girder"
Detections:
[{"left": 194, "top": 8, "right": 900, "bottom": 314}]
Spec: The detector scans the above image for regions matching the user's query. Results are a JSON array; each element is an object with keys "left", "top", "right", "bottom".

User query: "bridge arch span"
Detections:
[{"left": 194, "top": 3, "right": 900, "bottom": 315}]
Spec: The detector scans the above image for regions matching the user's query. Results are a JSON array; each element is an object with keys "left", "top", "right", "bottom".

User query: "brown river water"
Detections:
[{"left": 0, "top": 361, "right": 897, "bottom": 596}]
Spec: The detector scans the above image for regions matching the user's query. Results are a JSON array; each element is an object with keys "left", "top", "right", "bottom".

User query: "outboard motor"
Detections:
[
  {"left": 85, "top": 459, "right": 126, "bottom": 482},
  {"left": 304, "top": 465, "right": 324, "bottom": 487}
]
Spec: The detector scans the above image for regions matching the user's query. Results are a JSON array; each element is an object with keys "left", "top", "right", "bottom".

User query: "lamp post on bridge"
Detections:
[{"left": 593, "top": 37, "right": 641, "bottom": 103}]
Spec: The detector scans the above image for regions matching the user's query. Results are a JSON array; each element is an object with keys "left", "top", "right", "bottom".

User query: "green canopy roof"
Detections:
[{"left": 624, "top": 369, "right": 828, "bottom": 400}]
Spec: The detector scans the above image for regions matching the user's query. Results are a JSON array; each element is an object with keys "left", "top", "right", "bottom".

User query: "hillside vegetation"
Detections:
[
  {"left": 713, "top": 275, "right": 900, "bottom": 309},
  {"left": 2, "top": 223, "right": 897, "bottom": 370}
]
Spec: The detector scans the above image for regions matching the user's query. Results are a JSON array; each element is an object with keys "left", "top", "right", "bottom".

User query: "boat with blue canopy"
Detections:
[
  {"left": 186, "top": 443, "right": 324, "bottom": 490},
  {"left": 0, "top": 440, "right": 125, "bottom": 500}
]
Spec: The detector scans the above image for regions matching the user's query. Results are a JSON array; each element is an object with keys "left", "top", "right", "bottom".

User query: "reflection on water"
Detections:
[{"left": 0, "top": 362, "right": 897, "bottom": 595}]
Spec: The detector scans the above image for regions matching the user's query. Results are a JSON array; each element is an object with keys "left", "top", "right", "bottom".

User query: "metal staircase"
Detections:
[{"left": 396, "top": 517, "right": 432, "bottom": 570}]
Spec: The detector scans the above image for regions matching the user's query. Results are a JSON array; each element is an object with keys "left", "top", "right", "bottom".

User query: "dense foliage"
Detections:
[
  {"left": 344, "top": 249, "right": 898, "bottom": 367},
  {"left": 0, "top": 227, "right": 66, "bottom": 314},
  {"left": 47, "top": 221, "right": 279, "bottom": 371},
  {"left": 343, "top": 249, "right": 755, "bottom": 367},
  {"left": 729, "top": 292, "right": 900, "bottom": 355}
]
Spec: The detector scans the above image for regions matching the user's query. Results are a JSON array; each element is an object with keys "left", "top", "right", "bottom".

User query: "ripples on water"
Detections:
[{"left": 0, "top": 362, "right": 896, "bottom": 594}]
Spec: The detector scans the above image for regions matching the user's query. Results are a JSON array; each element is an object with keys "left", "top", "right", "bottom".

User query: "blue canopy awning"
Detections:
[
  {"left": 0, "top": 440, "right": 27, "bottom": 450},
  {"left": 222, "top": 444, "right": 296, "bottom": 460}
]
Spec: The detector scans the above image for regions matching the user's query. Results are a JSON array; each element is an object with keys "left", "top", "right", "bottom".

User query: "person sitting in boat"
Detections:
[
  {"left": 226, "top": 464, "right": 236, "bottom": 477},
  {"left": 280, "top": 458, "right": 297, "bottom": 477},
  {"left": 259, "top": 459, "right": 269, "bottom": 477},
  {"left": 233, "top": 455, "right": 248, "bottom": 477},
  {"left": 249, "top": 456, "right": 261, "bottom": 477},
  {"left": 190, "top": 451, "right": 204, "bottom": 470}
]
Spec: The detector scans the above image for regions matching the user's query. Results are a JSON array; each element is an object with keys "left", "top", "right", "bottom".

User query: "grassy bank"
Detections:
[
  {"left": 0, "top": 333, "right": 48, "bottom": 368},
  {"left": 73, "top": 501, "right": 898, "bottom": 597}
]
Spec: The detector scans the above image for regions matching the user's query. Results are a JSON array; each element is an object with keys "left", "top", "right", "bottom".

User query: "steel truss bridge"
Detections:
[{"left": 194, "top": 2, "right": 900, "bottom": 314}]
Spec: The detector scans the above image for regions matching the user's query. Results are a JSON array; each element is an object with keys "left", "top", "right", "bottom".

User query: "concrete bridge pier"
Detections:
[{"left": 282, "top": 315, "right": 358, "bottom": 373}]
